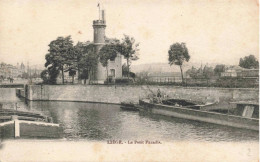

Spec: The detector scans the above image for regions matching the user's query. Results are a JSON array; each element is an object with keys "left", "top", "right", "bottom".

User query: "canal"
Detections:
[{"left": 0, "top": 88, "right": 258, "bottom": 142}]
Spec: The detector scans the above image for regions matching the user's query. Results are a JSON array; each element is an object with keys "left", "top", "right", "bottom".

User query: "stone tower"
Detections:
[
  {"left": 93, "top": 8, "right": 122, "bottom": 83},
  {"left": 93, "top": 9, "right": 106, "bottom": 83}
]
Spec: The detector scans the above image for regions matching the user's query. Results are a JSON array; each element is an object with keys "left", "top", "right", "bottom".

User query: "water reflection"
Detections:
[{"left": 0, "top": 88, "right": 259, "bottom": 142}]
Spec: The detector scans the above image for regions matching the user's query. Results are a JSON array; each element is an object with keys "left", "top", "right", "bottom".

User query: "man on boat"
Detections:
[
  {"left": 157, "top": 89, "right": 161, "bottom": 98},
  {"left": 157, "top": 89, "right": 162, "bottom": 103}
]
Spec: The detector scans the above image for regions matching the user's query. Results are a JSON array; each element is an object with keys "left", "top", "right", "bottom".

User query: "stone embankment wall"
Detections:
[{"left": 24, "top": 85, "right": 258, "bottom": 108}]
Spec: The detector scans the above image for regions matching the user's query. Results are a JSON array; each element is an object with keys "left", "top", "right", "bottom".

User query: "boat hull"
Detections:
[
  {"left": 120, "top": 106, "right": 139, "bottom": 111},
  {"left": 139, "top": 99, "right": 259, "bottom": 131},
  {"left": 0, "top": 120, "right": 63, "bottom": 139}
]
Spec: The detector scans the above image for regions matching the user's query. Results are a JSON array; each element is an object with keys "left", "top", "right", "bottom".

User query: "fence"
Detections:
[
  {"left": 45, "top": 76, "right": 259, "bottom": 88},
  {"left": 136, "top": 77, "right": 259, "bottom": 88}
]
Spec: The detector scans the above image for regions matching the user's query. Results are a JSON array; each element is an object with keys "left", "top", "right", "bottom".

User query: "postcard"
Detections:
[{"left": 0, "top": 0, "right": 259, "bottom": 161}]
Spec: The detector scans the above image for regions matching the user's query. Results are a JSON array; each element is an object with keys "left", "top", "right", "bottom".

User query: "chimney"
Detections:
[{"left": 102, "top": 10, "right": 105, "bottom": 23}]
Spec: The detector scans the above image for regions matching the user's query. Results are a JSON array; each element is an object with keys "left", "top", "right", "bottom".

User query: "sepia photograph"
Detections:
[{"left": 0, "top": 0, "right": 259, "bottom": 161}]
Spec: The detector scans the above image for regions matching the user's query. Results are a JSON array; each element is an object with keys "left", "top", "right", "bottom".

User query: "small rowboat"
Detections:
[{"left": 120, "top": 102, "right": 140, "bottom": 111}]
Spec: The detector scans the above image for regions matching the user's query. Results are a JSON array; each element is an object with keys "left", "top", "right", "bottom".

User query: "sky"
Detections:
[{"left": 0, "top": 0, "right": 259, "bottom": 68}]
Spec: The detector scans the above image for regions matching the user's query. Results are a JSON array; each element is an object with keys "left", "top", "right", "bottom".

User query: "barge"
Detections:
[{"left": 139, "top": 99, "right": 259, "bottom": 131}]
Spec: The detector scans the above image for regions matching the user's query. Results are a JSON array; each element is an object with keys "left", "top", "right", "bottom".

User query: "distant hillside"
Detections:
[{"left": 131, "top": 62, "right": 233, "bottom": 75}]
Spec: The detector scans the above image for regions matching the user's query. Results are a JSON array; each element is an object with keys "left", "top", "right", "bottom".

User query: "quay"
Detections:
[{"left": 19, "top": 84, "right": 258, "bottom": 107}]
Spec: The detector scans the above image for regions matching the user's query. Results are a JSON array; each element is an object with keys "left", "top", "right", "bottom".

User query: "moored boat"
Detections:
[
  {"left": 0, "top": 109, "right": 63, "bottom": 139},
  {"left": 139, "top": 99, "right": 259, "bottom": 131},
  {"left": 120, "top": 102, "right": 140, "bottom": 111}
]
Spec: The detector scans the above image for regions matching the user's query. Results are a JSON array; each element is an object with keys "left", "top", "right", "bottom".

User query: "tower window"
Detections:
[{"left": 110, "top": 69, "right": 115, "bottom": 77}]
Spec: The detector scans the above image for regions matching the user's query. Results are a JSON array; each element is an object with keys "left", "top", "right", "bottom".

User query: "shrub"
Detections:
[{"left": 115, "top": 78, "right": 134, "bottom": 84}]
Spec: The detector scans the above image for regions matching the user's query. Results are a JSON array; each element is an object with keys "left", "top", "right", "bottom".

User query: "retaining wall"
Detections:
[{"left": 24, "top": 85, "right": 258, "bottom": 109}]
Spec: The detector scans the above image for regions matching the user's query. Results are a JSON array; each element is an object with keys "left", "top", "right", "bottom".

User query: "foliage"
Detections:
[
  {"left": 80, "top": 69, "right": 89, "bottom": 84},
  {"left": 43, "top": 36, "right": 98, "bottom": 84},
  {"left": 239, "top": 55, "right": 259, "bottom": 69},
  {"left": 203, "top": 66, "right": 214, "bottom": 79},
  {"left": 78, "top": 44, "right": 98, "bottom": 84},
  {"left": 44, "top": 36, "right": 73, "bottom": 84},
  {"left": 63, "top": 46, "right": 78, "bottom": 83},
  {"left": 69, "top": 70, "right": 76, "bottom": 77},
  {"left": 135, "top": 71, "right": 149, "bottom": 84},
  {"left": 116, "top": 35, "right": 139, "bottom": 78},
  {"left": 99, "top": 44, "right": 118, "bottom": 67},
  {"left": 99, "top": 44, "right": 118, "bottom": 79},
  {"left": 122, "top": 63, "right": 135, "bottom": 79},
  {"left": 186, "top": 65, "right": 215, "bottom": 79},
  {"left": 67, "top": 68, "right": 76, "bottom": 83},
  {"left": 168, "top": 43, "right": 190, "bottom": 66},
  {"left": 185, "top": 66, "right": 198, "bottom": 78},
  {"left": 40, "top": 70, "right": 49, "bottom": 84},
  {"left": 115, "top": 78, "right": 134, "bottom": 84},
  {"left": 122, "top": 63, "right": 128, "bottom": 77},
  {"left": 168, "top": 42, "right": 190, "bottom": 83},
  {"left": 67, "top": 41, "right": 90, "bottom": 81},
  {"left": 40, "top": 67, "right": 60, "bottom": 84},
  {"left": 42, "top": 34, "right": 140, "bottom": 85},
  {"left": 214, "top": 64, "right": 225, "bottom": 77},
  {"left": 98, "top": 44, "right": 117, "bottom": 80}
]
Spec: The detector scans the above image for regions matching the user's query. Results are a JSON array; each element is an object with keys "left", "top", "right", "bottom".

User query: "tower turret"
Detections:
[{"left": 93, "top": 10, "right": 106, "bottom": 49}]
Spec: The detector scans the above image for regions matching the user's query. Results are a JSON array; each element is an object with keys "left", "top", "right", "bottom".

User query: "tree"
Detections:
[
  {"left": 116, "top": 35, "right": 139, "bottom": 79},
  {"left": 40, "top": 70, "right": 49, "bottom": 84},
  {"left": 168, "top": 42, "right": 190, "bottom": 83},
  {"left": 80, "top": 69, "right": 89, "bottom": 84},
  {"left": 63, "top": 46, "right": 78, "bottom": 84},
  {"left": 239, "top": 55, "right": 259, "bottom": 69},
  {"left": 136, "top": 71, "right": 149, "bottom": 84},
  {"left": 122, "top": 63, "right": 135, "bottom": 79},
  {"left": 69, "top": 41, "right": 91, "bottom": 83},
  {"left": 203, "top": 66, "right": 214, "bottom": 79},
  {"left": 64, "top": 63, "right": 77, "bottom": 83},
  {"left": 44, "top": 36, "right": 73, "bottom": 84},
  {"left": 186, "top": 66, "right": 197, "bottom": 78},
  {"left": 99, "top": 44, "right": 118, "bottom": 80},
  {"left": 122, "top": 63, "right": 128, "bottom": 77},
  {"left": 214, "top": 64, "right": 225, "bottom": 77},
  {"left": 78, "top": 44, "right": 98, "bottom": 84},
  {"left": 69, "top": 70, "right": 76, "bottom": 83},
  {"left": 40, "top": 67, "right": 60, "bottom": 84}
]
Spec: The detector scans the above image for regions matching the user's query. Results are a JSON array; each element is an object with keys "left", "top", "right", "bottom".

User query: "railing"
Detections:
[{"left": 135, "top": 77, "right": 259, "bottom": 88}]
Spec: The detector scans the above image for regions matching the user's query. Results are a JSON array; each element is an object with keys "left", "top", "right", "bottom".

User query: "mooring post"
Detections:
[{"left": 11, "top": 115, "right": 20, "bottom": 138}]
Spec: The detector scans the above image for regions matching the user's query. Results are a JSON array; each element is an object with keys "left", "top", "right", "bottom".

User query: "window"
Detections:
[{"left": 110, "top": 69, "right": 115, "bottom": 77}]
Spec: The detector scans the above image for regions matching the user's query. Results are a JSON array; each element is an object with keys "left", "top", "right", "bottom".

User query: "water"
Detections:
[{"left": 0, "top": 88, "right": 258, "bottom": 142}]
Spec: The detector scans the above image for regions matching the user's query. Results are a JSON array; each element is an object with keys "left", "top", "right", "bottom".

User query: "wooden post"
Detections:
[{"left": 11, "top": 115, "right": 20, "bottom": 138}]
